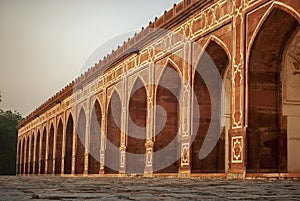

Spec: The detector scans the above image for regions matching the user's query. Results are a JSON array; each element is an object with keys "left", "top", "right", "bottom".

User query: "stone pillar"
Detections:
[
  {"left": 99, "top": 91, "right": 106, "bottom": 175},
  {"left": 32, "top": 133, "right": 36, "bottom": 174},
  {"left": 28, "top": 137, "right": 34, "bottom": 175},
  {"left": 52, "top": 124, "right": 57, "bottom": 175},
  {"left": 71, "top": 123, "right": 76, "bottom": 175},
  {"left": 144, "top": 64, "right": 154, "bottom": 176},
  {"left": 45, "top": 127, "right": 49, "bottom": 175},
  {"left": 228, "top": 0, "right": 247, "bottom": 178},
  {"left": 84, "top": 112, "right": 90, "bottom": 176},
  {"left": 178, "top": 41, "right": 192, "bottom": 177},
  {"left": 61, "top": 119, "right": 66, "bottom": 175},
  {"left": 38, "top": 130, "right": 42, "bottom": 175},
  {"left": 119, "top": 77, "right": 127, "bottom": 175}
]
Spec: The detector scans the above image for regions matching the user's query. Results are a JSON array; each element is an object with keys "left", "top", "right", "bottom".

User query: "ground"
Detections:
[{"left": 0, "top": 176, "right": 299, "bottom": 200}]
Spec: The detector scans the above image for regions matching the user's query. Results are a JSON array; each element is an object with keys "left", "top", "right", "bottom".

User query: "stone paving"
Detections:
[{"left": 0, "top": 176, "right": 299, "bottom": 200}]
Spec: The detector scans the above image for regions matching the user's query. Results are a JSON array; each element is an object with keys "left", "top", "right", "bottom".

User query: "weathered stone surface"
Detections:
[{"left": 0, "top": 176, "right": 300, "bottom": 200}]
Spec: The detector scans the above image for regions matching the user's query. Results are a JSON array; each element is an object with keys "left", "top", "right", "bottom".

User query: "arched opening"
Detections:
[
  {"left": 64, "top": 114, "right": 73, "bottom": 174},
  {"left": 153, "top": 63, "right": 181, "bottom": 173},
  {"left": 75, "top": 108, "right": 86, "bottom": 174},
  {"left": 47, "top": 124, "right": 54, "bottom": 174},
  {"left": 126, "top": 78, "right": 147, "bottom": 174},
  {"left": 40, "top": 128, "right": 47, "bottom": 174},
  {"left": 248, "top": 8, "right": 299, "bottom": 173},
  {"left": 105, "top": 90, "right": 121, "bottom": 174},
  {"left": 29, "top": 135, "right": 34, "bottom": 174},
  {"left": 25, "top": 138, "right": 29, "bottom": 174},
  {"left": 34, "top": 131, "right": 40, "bottom": 174},
  {"left": 55, "top": 120, "right": 63, "bottom": 174},
  {"left": 283, "top": 27, "right": 300, "bottom": 173},
  {"left": 88, "top": 101, "right": 101, "bottom": 174},
  {"left": 191, "top": 41, "right": 229, "bottom": 173},
  {"left": 17, "top": 141, "right": 21, "bottom": 174},
  {"left": 21, "top": 139, "right": 25, "bottom": 174}
]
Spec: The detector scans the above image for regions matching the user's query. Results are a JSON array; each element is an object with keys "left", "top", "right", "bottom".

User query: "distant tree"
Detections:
[{"left": 0, "top": 110, "right": 22, "bottom": 175}]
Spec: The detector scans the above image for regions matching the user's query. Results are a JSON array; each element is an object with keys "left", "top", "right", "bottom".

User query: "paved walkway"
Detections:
[{"left": 0, "top": 176, "right": 299, "bottom": 200}]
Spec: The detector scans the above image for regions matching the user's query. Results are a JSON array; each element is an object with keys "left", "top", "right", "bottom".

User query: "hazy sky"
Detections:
[{"left": 0, "top": 0, "right": 182, "bottom": 116}]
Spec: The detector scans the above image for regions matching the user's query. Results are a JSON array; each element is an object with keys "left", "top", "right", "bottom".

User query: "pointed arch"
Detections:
[
  {"left": 193, "top": 35, "right": 231, "bottom": 79},
  {"left": 34, "top": 130, "right": 40, "bottom": 174},
  {"left": 247, "top": 7, "right": 299, "bottom": 173},
  {"left": 64, "top": 113, "right": 74, "bottom": 174},
  {"left": 247, "top": 3, "right": 300, "bottom": 60},
  {"left": 29, "top": 133, "right": 35, "bottom": 174},
  {"left": 106, "top": 87, "right": 122, "bottom": 113},
  {"left": 191, "top": 38, "right": 230, "bottom": 173},
  {"left": 153, "top": 61, "right": 181, "bottom": 173},
  {"left": 40, "top": 127, "right": 47, "bottom": 174},
  {"left": 47, "top": 124, "right": 54, "bottom": 174},
  {"left": 88, "top": 100, "right": 101, "bottom": 174},
  {"left": 105, "top": 89, "right": 122, "bottom": 174},
  {"left": 75, "top": 107, "right": 86, "bottom": 174},
  {"left": 21, "top": 138, "right": 25, "bottom": 174},
  {"left": 154, "top": 59, "right": 182, "bottom": 94},
  {"left": 17, "top": 140, "right": 21, "bottom": 174},
  {"left": 25, "top": 136, "right": 30, "bottom": 174},
  {"left": 126, "top": 77, "right": 147, "bottom": 174},
  {"left": 127, "top": 75, "right": 148, "bottom": 102},
  {"left": 55, "top": 119, "right": 63, "bottom": 174}
]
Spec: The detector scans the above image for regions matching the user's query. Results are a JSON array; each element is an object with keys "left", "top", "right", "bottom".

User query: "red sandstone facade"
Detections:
[{"left": 17, "top": 0, "right": 300, "bottom": 178}]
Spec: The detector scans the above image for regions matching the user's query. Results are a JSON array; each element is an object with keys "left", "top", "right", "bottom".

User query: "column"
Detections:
[
  {"left": 144, "top": 64, "right": 154, "bottom": 176},
  {"left": 52, "top": 123, "right": 57, "bottom": 175},
  {"left": 179, "top": 41, "right": 192, "bottom": 176},
  {"left": 99, "top": 91, "right": 106, "bottom": 175},
  {"left": 71, "top": 122, "right": 76, "bottom": 175},
  {"left": 228, "top": 0, "right": 247, "bottom": 178},
  {"left": 119, "top": 77, "right": 127, "bottom": 175},
  {"left": 84, "top": 107, "right": 90, "bottom": 176},
  {"left": 61, "top": 118, "right": 66, "bottom": 175}
]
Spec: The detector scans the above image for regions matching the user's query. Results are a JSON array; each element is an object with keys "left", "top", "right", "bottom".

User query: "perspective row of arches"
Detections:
[
  {"left": 17, "top": 6, "right": 300, "bottom": 175},
  {"left": 17, "top": 37, "right": 232, "bottom": 175}
]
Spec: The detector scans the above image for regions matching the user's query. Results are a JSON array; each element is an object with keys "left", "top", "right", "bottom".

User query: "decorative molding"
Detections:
[{"left": 231, "top": 136, "right": 243, "bottom": 163}]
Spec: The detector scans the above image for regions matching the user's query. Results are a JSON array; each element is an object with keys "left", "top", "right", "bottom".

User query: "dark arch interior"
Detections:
[
  {"left": 192, "top": 41, "right": 228, "bottom": 173},
  {"left": 47, "top": 125, "right": 54, "bottom": 174},
  {"left": 34, "top": 132, "right": 40, "bottom": 174},
  {"left": 75, "top": 109, "right": 86, "bottom": 174},
  {"left": 40, "top": 128, "right": 47, "bottom": 174},
  {"left": 29, "top": 136, "right": 34, "bottom": 174},
  {"left": 154, "top": 63, "right": 181, "bottom": 174},
  {"left": 21, "top": 140, "right": 25, "bottom": 174},
  {"left": 25, "top": 138, "right": 29, "bottom": 174},
  {"left": 17, "top": 142, "right": 22, "bottom": 174},
  {"left": 105, "top": 91, "right": 121, "bottom": 174},
  {"left": 127, "top": 78, "right": 147, "bottom": 174},
  {"left": 248, "top": 8, "right": 299, "bottom": 173},
  {"left": 88, "top": 101, "right": 101, "bottom": 174},
  {"left": 64, "top": 115, "right": 74, "bottom": 174},
  {"left": 55, "top": 120, "right": 63, "bottom": 174}
]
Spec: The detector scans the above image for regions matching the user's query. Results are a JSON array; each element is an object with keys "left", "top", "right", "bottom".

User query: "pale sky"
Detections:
[{"left": 0, "top": 0, "right": 182, "bottom": 117}]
